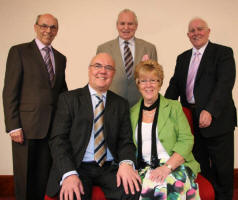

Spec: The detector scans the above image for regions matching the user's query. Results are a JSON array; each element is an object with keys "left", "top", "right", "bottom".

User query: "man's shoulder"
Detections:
[
  {"left": 135, "top": 38, "right": 156, "bottom": 48},
  {"left": 208, "top": 42, "right": 233, "bottom": 53},
  {"left": 10, "top": 41, "right": 33, "bottom": 50},
  {"left": 59, "top": 86, "right": 88, "bottom": 99},
  {"left": 178, "top": 48, "right": 192, "bottom": 58},
  {"left": 52, "top": 47, "right": 66, "bottom": 58},
  {"left": 97, "top": 38, "right": 118, "bottom": 48},
  {"left": 107, "top": 90, "right": 128, "bottom": 104}
]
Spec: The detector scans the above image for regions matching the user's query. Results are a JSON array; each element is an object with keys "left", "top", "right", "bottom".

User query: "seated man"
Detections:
[{"left": 46, "top": 53, "right": 141, "bottom": 200}]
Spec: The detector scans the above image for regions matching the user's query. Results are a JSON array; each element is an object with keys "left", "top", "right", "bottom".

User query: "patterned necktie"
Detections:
[
  {"left": 94, "top": 94, "right": 106, "bottom": 167},
  {"left": 43, "top": 46, "right": 55, "bottom": 87},
  {"left": 186, "top": 51, "right": 201, "bottom": 102},
  {"left": 124, "top": 41, "right": 133, "bottom": 79}
]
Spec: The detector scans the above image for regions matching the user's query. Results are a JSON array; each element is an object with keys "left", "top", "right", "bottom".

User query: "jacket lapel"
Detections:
[
  {"left": 113, "top": 38, "right": 126, "bottom": 76},
  {"left": 31, "top": 40, "right": 52, "bottom": 88},
  {"left": 195, "top": 42, "right": 213, "bottom": 84},
  {"left": 157, "top": 95, "right": 170, "bottom": 135}
]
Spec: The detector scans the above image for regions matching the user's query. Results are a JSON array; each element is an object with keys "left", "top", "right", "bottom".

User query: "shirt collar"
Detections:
[
  {"left": 119, "top": 37, "right": 135, "bottom": 46},
  {"left": 88, "top": 84, "right": 107, "bottom": 99},
  {"left": 35, "top": 38, "right": 52, "bottom": 51},
  {"left": 192, "top": 41, "right": 209, "bottom": 55}
]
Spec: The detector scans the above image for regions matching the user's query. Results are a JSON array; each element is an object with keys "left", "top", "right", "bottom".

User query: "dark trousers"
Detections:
[
  {"left": 75, "top": 161, "right": 139, "bottom": 200},
  {"left": 190, "top": 108, "right": 234, "bottom": 200},
  {"left": 12, "top": 137, "right": 52, "bottom": 200}
]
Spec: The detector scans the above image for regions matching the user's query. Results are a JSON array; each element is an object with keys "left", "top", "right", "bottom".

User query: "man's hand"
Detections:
[
  {"left": 10, "top": 129, "right": 24, "bottom": 144},
  {"left": 116, "top": 163, "right": 141, "bottom": 195},
  {"left": 199, "top": 110, "right": 212, "bottom": 128},
  {"left": 60, "top": 175, "right": 84, "bottom": 200}
]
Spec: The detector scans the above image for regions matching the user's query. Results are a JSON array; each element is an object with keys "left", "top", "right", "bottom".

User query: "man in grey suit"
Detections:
[
  {"left": 3, "top": 13, "right": 67, "bottom": 200},
  {"left": 97, "top": 9, "right": 157, "bottom": 106}
]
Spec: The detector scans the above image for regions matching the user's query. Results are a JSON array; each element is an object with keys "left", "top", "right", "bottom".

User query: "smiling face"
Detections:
[
  {"left": 34, "top": 14, "right": 58, "bottom": 45},
  {"left": 88, "top": 53, "right": 115, "bottom": 94},
  {"left": 137, "top": 72, "right": 161, "bottom": 105},
  {"left": 116, "top": 11, "right": 138, "bottom": 41},
  {"left": 187, "top": 18, "right": 210, "bottom": 49}
]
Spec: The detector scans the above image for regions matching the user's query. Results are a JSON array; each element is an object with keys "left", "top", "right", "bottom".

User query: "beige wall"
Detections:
[{"left": 0, "top": 0, "right": 237, "bottom": 174}]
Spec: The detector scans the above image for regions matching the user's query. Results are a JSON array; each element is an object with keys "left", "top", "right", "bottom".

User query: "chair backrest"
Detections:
[{"left": 182, "top": 107, "right": 194, "bottom": 134}]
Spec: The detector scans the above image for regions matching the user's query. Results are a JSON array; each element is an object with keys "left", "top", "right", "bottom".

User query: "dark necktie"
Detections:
[
  {"left": 94, "top": 94, "right": 106, "bottom": 167},
  {"left": 43, "top": 46, "right": 55, "bottom": 87},
  {"left": 124, "top": 41, "right": 133, "bottom": 79}
]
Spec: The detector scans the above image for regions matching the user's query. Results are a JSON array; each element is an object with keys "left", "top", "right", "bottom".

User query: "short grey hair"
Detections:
[{"left": 117, "top": 9, "right": 138, "bottom": 25}]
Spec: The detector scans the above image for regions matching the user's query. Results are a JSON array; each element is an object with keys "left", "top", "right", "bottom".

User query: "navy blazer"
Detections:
[{"left": 165, "top": 42, "right": 237, "bottom": 137}]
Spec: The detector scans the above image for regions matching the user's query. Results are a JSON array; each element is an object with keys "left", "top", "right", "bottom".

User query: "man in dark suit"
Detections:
[
  {"left": 97, "top": 9, "right": 157, "bottom": 107},
  {"left": 46, "top": 53, "right": 141, "bottom": 200},
  {"left": 165, "top": 17, "right": 236, "bottom": 200},
  {"left": 2, "top": 13, "right": 67, "bottom": 200}
]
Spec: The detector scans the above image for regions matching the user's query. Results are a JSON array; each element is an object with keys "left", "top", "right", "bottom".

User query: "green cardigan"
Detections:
[{"left": 130, "top": 95, "right": 200, "bottom": 176}]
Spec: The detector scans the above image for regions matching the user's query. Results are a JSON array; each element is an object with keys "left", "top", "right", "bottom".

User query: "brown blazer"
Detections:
[{"left": 3, "top": 40, "right": 67, "bottom": 139}]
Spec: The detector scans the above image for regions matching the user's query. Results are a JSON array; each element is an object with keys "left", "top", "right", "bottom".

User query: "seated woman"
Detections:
[{"left": 130, "top": 60, "right": 201, "bottom": 200}]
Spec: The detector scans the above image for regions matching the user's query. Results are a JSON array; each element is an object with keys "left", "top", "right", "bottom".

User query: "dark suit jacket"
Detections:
[
  {"left": 97, "top": 37, "right": 157, "bottom": 106},
  {"left": 46, "top": 85, "right": 136, "bottom": 196},
  {"left": 165, "top": 42, "right": 237, "bottom": 138},
  {"left": 3, "top": 40, "right": 67, "bottom": 139}
]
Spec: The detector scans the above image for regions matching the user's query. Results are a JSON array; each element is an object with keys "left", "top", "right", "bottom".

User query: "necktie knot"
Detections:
[
  {"left": 43, "top": 46, "right": 50, "bottom": 53},
  {"left": 124, "top": 41, "right": 129, "bottom": 46}
]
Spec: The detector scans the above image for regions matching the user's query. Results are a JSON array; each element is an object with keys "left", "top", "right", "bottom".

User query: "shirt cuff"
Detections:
[
  {"left": 9, "top": 128, "right": 22, "bottom": 134},
  {"left": 60, "top": 170, "right": 78, "bottom": 186},
  {"left": 119, "top": 160, "right": 135, "bottom": 170}
]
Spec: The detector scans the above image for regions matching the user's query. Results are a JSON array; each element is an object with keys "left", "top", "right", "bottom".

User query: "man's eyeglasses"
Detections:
[
  {"left": 37, "top": 23, "right": 58, "bottom": 32},
  {"left": 138, "top": 79, "right": 160, "bottom": 85},
  {"left": 90, "top": 64, "right": 115, "bottom": 71}
]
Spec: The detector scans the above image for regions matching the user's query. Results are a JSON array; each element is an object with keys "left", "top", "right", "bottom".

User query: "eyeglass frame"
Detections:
[
  {"left": 138, "top": 79, "right": 160, "bottom": 85},
  {"left": 36, "top": 23, "right": 58, "bottom": 32},
  {"left": 89, "top": 63, "right": 115, "bottom": 72}
]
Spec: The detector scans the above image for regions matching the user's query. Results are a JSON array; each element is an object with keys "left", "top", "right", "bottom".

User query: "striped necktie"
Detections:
[
  {"left": 124, "top": 41, "right": 133, "bottom": 79},
  {"left": 94, "top": 94, "right": 106, "bottom": 167},
  {"left": 43, "top": 46, "right": 54, "bottom": 87}
]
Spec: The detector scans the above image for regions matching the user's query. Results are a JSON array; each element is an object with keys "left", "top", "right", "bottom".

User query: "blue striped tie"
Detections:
[{"left": 94, "top": 94, "right": 106, "bottom": 166}]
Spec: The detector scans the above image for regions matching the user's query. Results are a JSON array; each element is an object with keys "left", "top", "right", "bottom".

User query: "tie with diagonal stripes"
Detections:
[
  {"left": 43, "top": 46, "right": 55, "bottom": 87},
  {"left": 124, "top": 41, "right": 133, "bottom": 79},
  {"left": 94, "top": 94, "right": 106, "bottom": 167}
]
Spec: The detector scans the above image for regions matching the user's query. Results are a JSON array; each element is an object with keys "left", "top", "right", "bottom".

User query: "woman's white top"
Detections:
[{"left": 135, "top": 122, "right": 169, "bottom": 164}]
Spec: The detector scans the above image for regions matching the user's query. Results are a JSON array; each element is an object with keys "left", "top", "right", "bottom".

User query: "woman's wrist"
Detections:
[{"left": 164, "top": 163, "right": 173, "bottom": 172}]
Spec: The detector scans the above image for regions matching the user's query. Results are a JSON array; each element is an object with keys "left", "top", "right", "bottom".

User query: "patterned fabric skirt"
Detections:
[{"left": 139, "top": 162, "right": 200, "bottom": 200}]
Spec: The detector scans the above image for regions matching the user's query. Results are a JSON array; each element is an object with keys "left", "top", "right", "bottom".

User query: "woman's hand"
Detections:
[{"left": 149, "top": 165, "right": 171, "bottom": 184}]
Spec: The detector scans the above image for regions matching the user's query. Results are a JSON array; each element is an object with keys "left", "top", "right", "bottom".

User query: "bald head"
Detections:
[
  {"left": 34, "top": 13, "right": 58, "bottom": 45},
  {"left": 88, "top": 53, "right": 115, "bottom": 93},
  {"left": 187, "top": 17, "right": 210, "bottom": 49}
]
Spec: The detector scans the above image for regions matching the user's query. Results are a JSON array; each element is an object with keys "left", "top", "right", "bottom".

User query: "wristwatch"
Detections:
[{"left": 164, "top": 163, "right": 173, "bottom": 171}]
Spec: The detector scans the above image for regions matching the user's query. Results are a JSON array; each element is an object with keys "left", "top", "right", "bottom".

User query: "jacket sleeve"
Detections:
[{"left": 3, "top": 46, "right": 23, "bottom": 132}]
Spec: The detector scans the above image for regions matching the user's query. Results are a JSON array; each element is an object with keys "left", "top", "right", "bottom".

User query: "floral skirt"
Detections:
[{"left": 139, "top": 163, "right": 200, "bottom": 200}]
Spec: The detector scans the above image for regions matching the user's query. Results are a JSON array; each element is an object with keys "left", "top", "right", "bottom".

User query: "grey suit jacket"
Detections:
[
  {"left": 3, "top": 40, "right": 67, "bottom": 139},
  {"left": 97, "top": 37, "right": 157, "bottom": 106}
]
